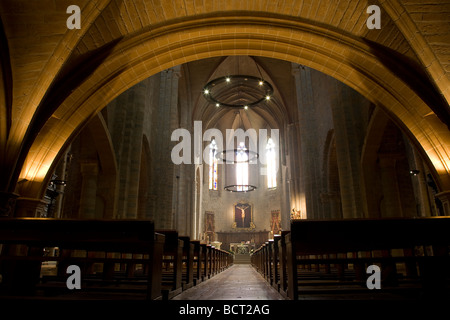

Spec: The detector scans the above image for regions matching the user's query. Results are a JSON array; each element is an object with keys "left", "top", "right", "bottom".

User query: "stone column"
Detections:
[
  {"left": 125, "top": 87, "right": 145, "bottom": 219},
  {"left": 378, "top": 155, "right": 403, "bottom": 218},
  {"left": 435, "top": 191, "right": 450, "bottom": 216},
  {"left": 193, "top": 166, "right": 203, "bottom": 240},
  {"left": 411, "top": 148, "right": 432, "bottom": 217},
  {"left": 320, "top": 192, "right": 342, "bottom": 219},
  {"left": 0, "top": 192, "right": 19, "bottom": 217},
  {"left": 330, "top": 83, "right": 366, "bottom": 219},
  {"left": 78, "top": 161, "right": 99, "bottom": 219},
  {"left": 151, "top": 66, "right": 180, "bottom": 229},
  {"left": 286, "top": 122, "right": 305, "bottom": 219},
  {"left": 292, "top": 65, "right": 322, "bottom": 219},
  {"left": 53, "top": 148, "right": 70, "bottom": 218},
  {"left": 110, "top": 80, "right": 148, "bottom": 219},
  {"left": 170, "top": 67, "right": 192, "bottom": 236},
  {"left": 280, "top": 164, "right": 292, "bottom": 230}
]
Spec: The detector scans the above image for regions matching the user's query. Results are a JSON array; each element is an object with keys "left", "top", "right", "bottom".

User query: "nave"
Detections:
[
  {"left": 172, "top": 264, "right": 284, "bottom": 300},
  {"left": 0, "top": 2, "right": 449, "bottom": 314}
]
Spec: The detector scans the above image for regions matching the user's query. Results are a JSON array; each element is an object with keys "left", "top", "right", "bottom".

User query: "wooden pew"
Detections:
[
  {"left": 217, "top": 247, "right": 233, "bottom": 271},
  {"left": 191, "top": 240, "right": 204, "bottom": 285},
  {"left": 278, "top": 230, "right": 290, "bottom": 296},
  {"left": 155, "top": 230, "right": 183, "bottom": 299},
  {"left": 198, "top": 243, "right": 209, "bottom": 281},
  {"left": 179, "top": 236, "right": 194, "bottom": 290},
  {"left": 251, "top": 231, "right": 289, "bottom": 296},
  {"left": 193, "top": 243, "right": 232, "bottom": 282},
  {"left": 252, "top": 244, "right": 266, "bottom": 275},
  {"left": 272, "top": 235, "right": 281, "bottom": 291},
  {"left": 205, "top": 244, "right": 213, "bottom": 278},
  {"left": 209, "top": 245, "right": 216, "bottom": 276},
  {"left": 286, "top": 217, "right": 450, "bottom": 300},
  {"left": 0, "top": 218, "right": 164, "bottom": 300},
  {"left": 265, "top": 240, "right": 274, "bottom": 285}
]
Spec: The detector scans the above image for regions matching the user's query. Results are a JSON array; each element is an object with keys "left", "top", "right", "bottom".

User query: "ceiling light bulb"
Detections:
[
  {"left": 216, "top": 103, "right": 220, "bottom": 107},
  {"left": 204, "top": 89, "right": 209, "bottom": 95},
  {"left": 244, "top": 106, "right": 248, "bottom": 110},
  {"left": 265, "top": 95, "right": 271, "bottom": 100},
  {"left": 226, "top": 77, "right": 231, "bottom": 82},
  {"left": 259, "top": 80, "right": 264, "bottom": 86}
]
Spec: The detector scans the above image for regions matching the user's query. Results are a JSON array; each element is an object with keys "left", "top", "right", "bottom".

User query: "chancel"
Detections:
[{"left": 0, "top": 0, "right": 449, "bottom": 305}]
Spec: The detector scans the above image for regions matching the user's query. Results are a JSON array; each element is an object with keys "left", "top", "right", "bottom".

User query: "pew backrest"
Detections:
[
  {"left": 288, "top": 217, "right": 450, "bottom": 255},
  {"left": 0, "top": 218, "right": 158, "bottom": 251}
]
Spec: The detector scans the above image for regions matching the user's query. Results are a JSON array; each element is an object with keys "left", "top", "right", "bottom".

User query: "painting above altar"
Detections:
[{"left": 232, "top": 201, "right": 255, "bottom": 230}]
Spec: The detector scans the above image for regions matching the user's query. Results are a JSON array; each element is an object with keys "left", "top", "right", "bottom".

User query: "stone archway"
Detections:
[{"left": 0, "top": 3, "right": 446, "bottom": 208}]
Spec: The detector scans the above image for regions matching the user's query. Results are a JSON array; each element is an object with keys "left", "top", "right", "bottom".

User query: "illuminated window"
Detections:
[
  {"left": 209, "top": 139, "right": 218, "bottom": 190},
  {"left": 236, "top": 142, "right": 249, "bottom": 191},
  {"left": 266, "top": 138, "right": 277, "bottom": 188}
]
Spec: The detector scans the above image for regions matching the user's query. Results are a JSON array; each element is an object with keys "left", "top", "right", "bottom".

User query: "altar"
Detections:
[
  {"left": 216, "top": 231, "right": 270, "bottom": 252},
  {"left": 230, "top": 242, "right": 256, "bottom": 254}
]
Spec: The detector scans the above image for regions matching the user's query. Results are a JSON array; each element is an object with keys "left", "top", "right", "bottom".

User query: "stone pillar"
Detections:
[
  {"left": 171, "top": 67, "right": 192, "bottom": 236},
  {"left": 286, "top": 122, "right": 305, "bottom": 219},
  {"left": 193, "top": 166, "right": 203, "bottom": 240},
  {"left": 378, "top": 155, "right": 403, "bottom": 218},
  {"left": 320, "top": 192, "right": 342, "bottom": 219},
  {"left": 292, "top": 65, "right": 322, "bottom": 219},
  {"left": 53, "top": 148, "right": 70, "bottom": 218},
  {"left": 78, "top": 162, "right": 99, "bottom": 219},
  {"left": 330, "top": 83, "right": 366, "bottom": 219},
  {"left": 110, "top": 80, "right": 148, "bottom": 219},
  {"left": 126, "top": 85, "right": 146, "bottom": 219},
  {"left": 151, "top": 66, "right": 180, "bottom": 229},
  {"left": 435, "top": 191, "right": 450, "bottom": 216},
  {"left": 0, "top": 192, "right": 19, "bottom": 217},
  {"left": 411, "top": 148, "right": 432, "bottom": 217},
  {"left": 280, "top": 164, "right": 292, "bottom": 230}
]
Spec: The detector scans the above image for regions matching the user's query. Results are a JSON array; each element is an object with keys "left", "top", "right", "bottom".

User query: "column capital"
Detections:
[
  {"left": 291, "top": 64, "right": 305, "bottom": 77},
  {"left": 168, "top": 65, "right": 182, "bottom": 78}
]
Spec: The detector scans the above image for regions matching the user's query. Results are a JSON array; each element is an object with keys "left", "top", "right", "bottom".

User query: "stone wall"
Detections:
[{"left": 53, "top": 59, "right": 440, "bottom": 240}]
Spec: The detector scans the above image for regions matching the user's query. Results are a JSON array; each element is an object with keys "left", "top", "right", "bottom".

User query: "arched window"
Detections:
[
  {"left": 266, "top": 138, "right": 277, "bottom": 188},
  {"left": 236, "top": 142, "right": 249, "bottom": 191},
  {"left": 209, "top": 139, "right": 218, "bottom": 190}
]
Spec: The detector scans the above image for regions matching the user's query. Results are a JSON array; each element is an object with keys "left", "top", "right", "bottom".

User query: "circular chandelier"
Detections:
[
  {"left": 214, "top": 110, "right": 260, "bottom": 193},
  {"left": 216, "top": 147, "right": 259, "bottom": 164},
  {"left": 219, "top": 143, "right": 258, "bottom": 193},
  {"left": 203, "top": 75, "right": 273, "bottom": 109}
]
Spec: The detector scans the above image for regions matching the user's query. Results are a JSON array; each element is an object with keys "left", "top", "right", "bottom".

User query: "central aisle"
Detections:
[{"left": 172, "top": 264, "right": 285, "bottom": 300}]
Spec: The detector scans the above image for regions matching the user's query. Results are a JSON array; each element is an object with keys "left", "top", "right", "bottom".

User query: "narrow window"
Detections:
[
  {"left": 236, "top": 142, "right": 249, "bottom": 191},
  {"left": 209, "top": 139, "right": 218, "bottom": 190},
  {"left": 266, "top": 138, "right": 277, "bottom": 188}
]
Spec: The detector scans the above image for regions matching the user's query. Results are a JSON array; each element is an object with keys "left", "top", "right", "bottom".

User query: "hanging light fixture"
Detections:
[
  {"left": 216, "top": 111, "right": 259, "bottom": 192},
  {"left": 202, "top": 61, "right": 272, "bottom": 191},
  {"left": 202, "top": 75, "right": 273, "bottom": 109},
  {"left": 219, "top": 144, "right": 258, "bottom": 192}
]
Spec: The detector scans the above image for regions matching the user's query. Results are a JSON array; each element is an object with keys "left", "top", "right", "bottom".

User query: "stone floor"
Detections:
[{"left": 172, "top": 264, "right": 285, "bottom": 300}]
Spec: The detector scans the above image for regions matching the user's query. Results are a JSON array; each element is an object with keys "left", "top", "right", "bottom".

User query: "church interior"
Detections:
[{"left": 0, "top": 0, "right": 449, "bottom": 306}]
